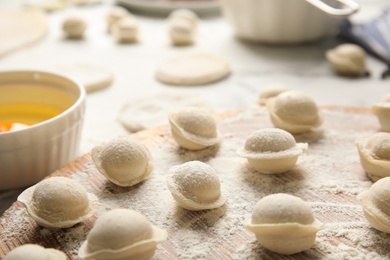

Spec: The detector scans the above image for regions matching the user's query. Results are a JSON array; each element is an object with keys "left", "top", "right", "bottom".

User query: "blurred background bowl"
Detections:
[
  {"left": 219, "top": 0, "right": 360, "bottom": 44},
  {"left": 0, "top": 70, "right": 86, "bottom": 190}
]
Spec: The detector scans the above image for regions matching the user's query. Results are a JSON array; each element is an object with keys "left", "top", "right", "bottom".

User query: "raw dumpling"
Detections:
[
  {"left": 266, "top": 90, "right": 323, "bottom": 134},
  {"left": 244, "top": 193, "right": 324, "bottom": 255},
  {"left": 258, "top": 85, "right": 291, "bottom": 106},
  {"left": 78, "top": 209, "right": 167, "bottom": 260},
  {"left": 372, "top": 93, "right": 390, "bottom": 132},
  {"left": 169, "top": 107, "right": 219, "bottom": 150},
  {"left": 4, "top": 244, "right": 66, "bottom": 260},
  {"left": 167, "top": 9, "right": 198, "bottom": 46},
  {"left": 62, "top": 15, "right": 87, "bottom": 39},
  {"left": 236, "top": 128, "right": 308, "bottom": 174},
  {"left": 105, "top": 6, "right": 131, "bottom": 33},
  {"left": 91, "top": 136, "right": 152, "bottom": 187},
  {"left": 356, "top": 132, "right": 390, "bottom": 181},
  {"left": 357, "top": 177, "right": 390, "bottom": 234},
  {"left": 17, "top": 177, "right": 98, "bottom": 228},
  {"left": 167, "top": 161, "right": 226, "bottom": 211},
  {"left": 325, "top": 43, "right": 368, "bottom": 77},
  {"left": 112, "top": 17, "right": 139, "bottom": 43}
]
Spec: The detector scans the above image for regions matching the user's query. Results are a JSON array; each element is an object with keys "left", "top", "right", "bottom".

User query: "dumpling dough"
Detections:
[
  {"left": 112, "top": 17, "right": 139, "bottom": 43},
  {"left": 325, "top": 43, "right": 368, "bottom": 77},
  {"left": 78, "top": 209, "right": 167, "bottom": 260},
  {"left": 357, "top": 177, "right": 390, "bottom": 234},
  {"left": 91, "top": 136, "right": 152, "bottom": 187},
  {"left": 236, "top": 128, "right": 308, "bottom": 174},
  {"left": 167, "top": 9, "right": 198, "bottom": 46},
  {"left": 118, "top": 91, "right": 212, "bottom": 132},
  {"left": 155, "top": 52, "right": 230, "bottom": 86},
  {"left": 167, "top": 161, "right": 226, "bottom": 211},
  {"left": 4, "top": 244, "right": 66, "bottom": 260},
  {"left": 356, "top": 132, "right": 390, "bottom": 181},
  {"left": 372, "top": 93, "right": 390, "bottom": 132},
  {"left": 62, "top": 15, "right": 87, "bottom": 39},
  {"left": 266, "top": 90, "right": 323, "bottom": 134},
  {"left": 53, "top": 62, "right": 114, "bottom": 93},
  {"left": 244, "top": 193, "right": 324, "bottom": 255},
  {"left": 258, "top": 85, "right": 291, "bottom": 106},
  {"left": 169, "top": 107, "right": 219, "bottom": 150},
  {"left": 17, "top": 177, "right": 98, "bottom": 228}
]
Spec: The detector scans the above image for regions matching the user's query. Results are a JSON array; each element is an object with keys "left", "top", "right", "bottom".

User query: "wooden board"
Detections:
[
  {"left": 1, "top": 106, "right": 390, "bottom": 259},
  {"left": 0, "top": 9, "right": 48, "bottom": 58}
]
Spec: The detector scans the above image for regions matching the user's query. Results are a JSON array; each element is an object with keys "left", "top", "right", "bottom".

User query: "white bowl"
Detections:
[
  {"left": 0, "top": 70, "right": 86, "bottom": 190},
  {"left": 219, "top": 0, "right": 359, "bottom": 44}
]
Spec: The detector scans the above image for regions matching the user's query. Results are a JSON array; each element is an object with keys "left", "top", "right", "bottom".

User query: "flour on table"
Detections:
[{"left": 118, "top": 91, "right": 212, "bottom": 132}]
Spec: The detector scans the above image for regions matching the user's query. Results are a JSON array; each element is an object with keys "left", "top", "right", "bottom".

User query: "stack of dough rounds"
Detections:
[
  {"left": 167, "top": 8, "right": 198, "bottom": 46},
  {"left": 91, "top": 136, "right": 152, "bottom": 187},
  {"left": 266, "top": 90, "right": 323, "bottom": 134},
  {"left": 155, "top": 52, "right": 230, "bottom": 86},
  {"left": 169, "top": 107, "right": 219, "bottom": 150},
  {"left": 357, "top": 177, "right": 390, "bottom": 234},
  {"left": 372, "top": 93, "right": 390, "bottom": 132},
  {"left": 167, "top": 161, "right": 226, "bottom": 211},
  {"left": 78, "top": 209, "right": 167, "bottom": 260},
  {"left": 244, "top": 193, "right": 324, "bottom": 255},
  {"left": 105, "top": 6, "right": 131, "bottom": 33},
  {"left": 112, "top": 16, "right": 139, "bottom": 43},
  {"left": 4, "top": 244, "right": 66, "bottom": 260},
  {"left": 62, "top": 15, "right": 87, "bottom": 39},
  {"left": 325, "top": 43, "right": 368, "bottom": 77},
  {"left": 17, "top": 177, "right": 98, "bottom": 228},
  {"left": 236, "top": 128, "right": 308, "bottom": 174},
  {"left": 356, "top": 132, "right": 390, "bottom": 181},
  {"left": 258, "top": 85, "right": 291, "bottom": 106}
]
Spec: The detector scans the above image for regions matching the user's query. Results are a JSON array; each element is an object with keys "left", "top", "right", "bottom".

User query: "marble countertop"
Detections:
[{"left": 1, "top": 0, "right": 389, "bottom": 215}]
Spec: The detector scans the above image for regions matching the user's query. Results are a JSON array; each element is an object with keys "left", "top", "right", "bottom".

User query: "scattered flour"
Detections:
[{"left": 1, "top": 108, "right": 389, "bottom": 259}]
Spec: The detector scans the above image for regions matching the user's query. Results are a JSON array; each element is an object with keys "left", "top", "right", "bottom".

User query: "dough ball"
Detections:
[
  {"left": 62, "top": 15, "right": 87, "bottom": 39},
  {"left": 4, "top": 244, "right": 66, "bottom": 260},
  {"left": 105, "top": 6, "right": 131, "bottom": 33},
  {"left": 155, "top": 52, "right": 230, "bottom": 86},
  {"left": 168, "top": 8, "right": 198, "bottom": 29},
  {"left": 112, "top": 17, "right": 139, "bottom": 43}
]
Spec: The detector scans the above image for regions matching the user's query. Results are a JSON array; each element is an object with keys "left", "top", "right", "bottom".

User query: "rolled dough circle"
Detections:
[
  {"left": 155, "top": 53, "right": 230, "bottom": 86},
  {"left": 118, "top": 92, "right": 213, "bottom": 132}
]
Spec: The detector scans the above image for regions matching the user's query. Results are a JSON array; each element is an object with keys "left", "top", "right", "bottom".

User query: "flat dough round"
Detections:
[
  {"left": 53, "top": 63, "right": 114, "bottom": 93},
  {"left": 118, "top": 92, "right": 213, "bottom": 132},
  {"left": 155, "top": 53, "right": 230, "bottom": 86}
]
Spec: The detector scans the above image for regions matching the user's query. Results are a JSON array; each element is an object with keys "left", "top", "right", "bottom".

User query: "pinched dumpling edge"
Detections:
[
  {"left": 266, "top": 96, "right": 323, "bottom": 134},
  {"left": 91, "top": 140, "right": 153, "bottom": 187},
  {"left": 79, "top": 222, "right": 167, "bottom": 260},
  {"left": 169, "top": 112, "right": 220, "bottom": 150},
  {"left": 18, "top": 181, "right": 98, "bottom": 228},
  {"left": 356, "top": 137, "right": 390, "bottom": 182},
  {"left": 167, "top": 164, "right": 226, "bottom": 211}
]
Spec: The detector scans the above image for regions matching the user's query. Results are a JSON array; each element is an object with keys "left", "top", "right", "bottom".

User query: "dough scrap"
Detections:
[
  {"left": 155, "top": 52, "right": 230, "bottom": 86},
  {"left": 244, "top": 193, "right": 324, "bottom": 255},
  {"left": 53, "top": 62, "right": 114, "bottom": 92},
  {"left": 118, "top": 91, "right": 212, "bottom": 132}
]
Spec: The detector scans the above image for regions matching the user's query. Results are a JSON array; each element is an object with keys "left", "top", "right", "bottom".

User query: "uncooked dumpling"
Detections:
[
  {"left": 266, "top": 90, "right": 323, "bottom": 134},
  {"left": 4, "top": 244, "right": 66, "bottom": 260},
  {"left": 105, "top": 6, "right": 131, "bottom": 33},
  {"left": 357, "top": 177, "right": 390, "bottom": 234},
  {"left": 112, "top": 17, "right": 139, "bottom": 43},
  {"left": 167, "top": 161, "right": 226, "bottom": 211},
  {"left": 91, "top": 136, "right": 152, "bottom": 187},
  {"left": 17, "top": 177, "right": 98, "bottom": 228},
  {"left": 62, "top": 15, "right": 87, "bottom": 39},
  {"left": 236, "top": 128, "right": 308, "bottom": 174},
  {"left": 372, "top": 93, "right": 390, "bottom": 132},
  {"left": 325, "top": 44, "right": 368, "bottom": 77},
  {"left": 167, "top": 9, "right": 198, "bottom": 46},
  {"left": 356, "top": 132, "right": 390, "bottom": 181},
  {"left": 244, "top": 193, "right": 324, "bottom": 255},
  {"left": 169, "top": 107, "right": 219, "bottom": 150},
  {"left": 258, "top": 85, "right": 291, "bottom": 106},
  {"left": 78, "top": 209, "right": 167, "bottom": 260},
  {"left": 155, "top": 52, "right": 230, "bottom": 86}
]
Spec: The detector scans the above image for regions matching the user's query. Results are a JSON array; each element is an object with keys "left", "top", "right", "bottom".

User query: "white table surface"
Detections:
[{"left": 1, "top": 0, "right": 389, "bottom": 215}]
